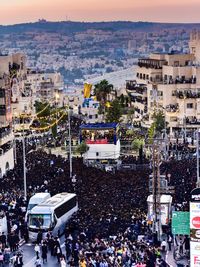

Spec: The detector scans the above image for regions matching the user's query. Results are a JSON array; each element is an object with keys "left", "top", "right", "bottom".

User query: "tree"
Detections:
[
  {"left": 127, "top": 107, "right": 135, "bottom": 125},
  {"left": 51, "top": 124, "right": 57, "bottom": 138},
  {"left": 34, "top": 101, "right": 51, "bottom": 117},
  {"left": 105, "top": 99, "right": 123, "bottom": 123},
  {"left": 148, "top": 122, "right": 156, "bottom": 143},
  {"left": 76, "top": 142, "right": 89, "bottom": 156},
  {"left": 94, "top": 80, "right": 113, "bottom": 103},
  {"left": 119, "top": 94, "right": 125, "bottom": 107},
  {"left": 153, "top": 110, "right": 165, "bottom": 134},
  {"left": 132, "top": 138, "right": 144, "bottom": 152}
]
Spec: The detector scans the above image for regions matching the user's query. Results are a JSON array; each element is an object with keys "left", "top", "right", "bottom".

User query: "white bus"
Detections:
[
  {"left": 28, "top": 192, "right": 78, "bottom": 241},
  {"left": 25, "top": 193, "right": 51, "bottom": 222}
]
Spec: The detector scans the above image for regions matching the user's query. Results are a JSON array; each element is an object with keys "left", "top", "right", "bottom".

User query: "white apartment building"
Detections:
[
  {"left": 0, "top": 54, "right": 20, "bottom": 176},
  {"left": 128, "top": 30, "right": 200, "bottom": 132}
]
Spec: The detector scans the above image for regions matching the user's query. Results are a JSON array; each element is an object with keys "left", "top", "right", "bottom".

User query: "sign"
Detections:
[
  {"left": 191, "top": 188, "right": 200, "bottom": 202},
  {"left": 190, "top": 242, "right": 200, "bottom": 267},
  {"left": 190, "top": 202, "right": 200, "bottom": 232},
  {"left": 191, "top": 229, "right": 200, "bottom": 242},
  {"left": 172, "top": 211, "right": 190, "bottom": 235},
  {"left": 190, "top": 188, "right": 200, "bottom": 267}
]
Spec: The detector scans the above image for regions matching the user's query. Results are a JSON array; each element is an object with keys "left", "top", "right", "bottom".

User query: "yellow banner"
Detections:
[{"left": 84, "top": 83, "right": 92, "bottom": 98}]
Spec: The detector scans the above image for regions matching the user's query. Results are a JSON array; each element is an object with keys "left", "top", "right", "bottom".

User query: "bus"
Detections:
[
  {"left": 28, "top": 193, "right": 78, "bottom": 241},
  {"left": 25, "top": 193, "right": 51, "bottom": 222}
]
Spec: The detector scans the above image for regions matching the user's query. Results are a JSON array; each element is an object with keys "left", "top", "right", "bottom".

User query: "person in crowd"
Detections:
[
  {"left": 35, "top": 255, "right": 42, "bottom": 267},
  {"left": 34, "top": 243, "right": 40, "bottom": 258},
  {"left": 41, "top": 240, "right": 48, "bottom": 263}
]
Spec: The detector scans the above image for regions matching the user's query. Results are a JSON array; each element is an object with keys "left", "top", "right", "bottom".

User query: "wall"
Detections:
[
  {"left": 84, "top": 140, "right": 120, "bottom": 160},
  {"left": 0, "top": 147, "right": 14, "bottom": 177}
]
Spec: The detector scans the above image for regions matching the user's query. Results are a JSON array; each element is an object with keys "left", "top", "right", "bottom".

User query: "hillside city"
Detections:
[
  {"left": 0, "top": 19, "right": 200, "bottom": 267},
  {"left": 0, "top": 21, "right": 196, "bottom": 86}
]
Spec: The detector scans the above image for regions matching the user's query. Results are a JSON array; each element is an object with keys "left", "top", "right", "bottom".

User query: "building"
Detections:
[
  {"left": 80, "top": 123, "right": 120, "bottom": 161},
  {"left": 129, "top": 31, "right": 200, "bottom": 133},
  {"left": 0, "top": 54, "right": 20, "bottom": 176}
]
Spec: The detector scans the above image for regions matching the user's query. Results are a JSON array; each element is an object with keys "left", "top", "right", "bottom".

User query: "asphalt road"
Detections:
[{"left": 21, "top": 235, "right": 66, "bottom": 267}]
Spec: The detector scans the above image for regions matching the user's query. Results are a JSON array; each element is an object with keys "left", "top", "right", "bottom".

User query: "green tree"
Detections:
[
  {"left": 153, "top": 110, "right": 165, "bottom": 134},
  {"left": 105, "top": 99, "right": 123, "bottom": 123},
  {"left": 51, "top": 124, "right": 57, "bottom": 138},
  {"left": 127, "top": 107, "right": 135, "bottom": 125},
  {"left": 147, "top": 122, "right": 156, "bottom": 143},
  {"left": 34, "top": 101, "right": 51, "bottom": 118},
  {"left": 119, "top": 94, "right": 125, "bottom": 107},
  {"left": 132, "top": 138, "right": 144, "bottom": 152},
  {"left": 76, "top": 142, "right": 89, "bottom": 156},
  {"left": 94, "top": 79, "right": 113, "bottom": 103}
]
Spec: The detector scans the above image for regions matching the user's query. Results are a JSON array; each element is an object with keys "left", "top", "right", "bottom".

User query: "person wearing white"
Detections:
[{"left": 60, "top": 257, "right": 67, "bottom": 267}]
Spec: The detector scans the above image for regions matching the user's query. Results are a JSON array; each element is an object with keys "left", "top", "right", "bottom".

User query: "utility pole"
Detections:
[
  {"left": 68, "top": 108, "right": 72, "bottom": 180},
  {"left": 152, "top": 140, "right": 161, "bottom": 242},
  {"left": 22, "top": 116, "right": 27, "bottom": 200}
]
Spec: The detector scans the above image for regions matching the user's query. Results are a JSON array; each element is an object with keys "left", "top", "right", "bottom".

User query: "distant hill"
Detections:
[{"left": 0, "top": 21, "right": 200, "bottom": 35}]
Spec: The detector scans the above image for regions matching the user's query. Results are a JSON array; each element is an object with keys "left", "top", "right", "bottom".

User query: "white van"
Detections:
[
  {"left": 25, "top": 193, "right": 51, "bottom": 222},
  {"left": 147, "top": 194, "right": 173, "bottom": 226}
]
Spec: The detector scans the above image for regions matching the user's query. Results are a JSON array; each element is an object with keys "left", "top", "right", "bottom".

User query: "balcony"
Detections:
[
  {"left": 138, "top": 58, "right": 167, "bottom": 69},
  {"left": 0, "top": 141, "right": 13, "bottom": 156},
  {"left": 163, "top": 77, "right": 196, "bottom": 85},
  {"left": 0, "top": 127, "right": 13, "bottom": 146},
  {"left": 173, "top": 90, "right": 200, "bottom": 99},
  {"left": 186, "top": 117, "right": 200, "bottom": 125},
  {"left": 126, "top": 80, "right": 147, "bottom": 95},
  {"left": 165, "top": 104, "right": 179, "bottom": 113}
]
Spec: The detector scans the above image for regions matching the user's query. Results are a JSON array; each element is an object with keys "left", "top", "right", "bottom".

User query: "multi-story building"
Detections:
[
  {"left": 0, "top": 54, "right": 23, "bottom": 176},
  {"left": 26, "top": 71, "right": 65, "bottom": 107},
  {"left": 129, "top": 30, "right": 200, "bottom": 133}
]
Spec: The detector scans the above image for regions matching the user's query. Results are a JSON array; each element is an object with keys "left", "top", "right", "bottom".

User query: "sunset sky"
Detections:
[{"left": 0, "top": 0, "right": 200, "bottom": 25}]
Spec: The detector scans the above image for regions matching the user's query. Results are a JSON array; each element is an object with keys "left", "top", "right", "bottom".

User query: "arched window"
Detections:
[{"left": 0, "top": 168, "right": 2, "bottom": 179}]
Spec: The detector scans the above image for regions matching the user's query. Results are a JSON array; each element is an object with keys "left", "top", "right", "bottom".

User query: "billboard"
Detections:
[
  {"left": 190, "top": 242, "right": 200, "bottom": 267},
  {"left": 190, "top": 188, "right": 200, "bottom": 267}
]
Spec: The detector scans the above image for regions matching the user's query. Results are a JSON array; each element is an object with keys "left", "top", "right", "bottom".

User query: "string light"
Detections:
[{"left": 29, "top": 112, "right": 66, "bottom": 131}]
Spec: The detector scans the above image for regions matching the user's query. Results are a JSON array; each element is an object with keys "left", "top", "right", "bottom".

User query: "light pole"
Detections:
[
  {"left": 22, "top": 116, "right": 27, "bottom": 200},
  {"left": 68, "top": 107, "right": 72, "bottom": 180},
  {"left": 12, "top": 110, "right": 17, "bottom": 165}
]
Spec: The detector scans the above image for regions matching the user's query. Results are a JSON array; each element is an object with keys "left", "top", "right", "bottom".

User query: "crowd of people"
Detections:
[{"left": 0, "top": 120, "right": 195, "bottom": 266}]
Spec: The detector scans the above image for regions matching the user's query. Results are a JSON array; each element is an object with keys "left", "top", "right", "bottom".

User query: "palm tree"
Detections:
[{"left": 94, "top": 80, "right": 113, "bottom": 104}]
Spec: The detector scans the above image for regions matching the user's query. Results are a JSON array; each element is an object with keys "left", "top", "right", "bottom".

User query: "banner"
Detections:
[
  {"left": 190, "top": 188, "right": 200, "bottom": 267},
  {"left": 83, "top": 83, "right": 92, "bottom": 99}
]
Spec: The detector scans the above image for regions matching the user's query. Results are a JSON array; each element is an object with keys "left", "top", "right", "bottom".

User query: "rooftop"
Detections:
[{"left": 80, "top": 123, "right": 118, "bottom": 130}]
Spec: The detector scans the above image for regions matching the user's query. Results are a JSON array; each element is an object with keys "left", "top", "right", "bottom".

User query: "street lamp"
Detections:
[
  {"left": 22, "top": 115, "right": 27, "bottom": 201},
  {"left": 68, "top": 107, "right": 72, "bottom": 180}
]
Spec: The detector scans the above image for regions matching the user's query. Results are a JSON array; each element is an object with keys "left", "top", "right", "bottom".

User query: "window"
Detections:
[
  {"left": 0, "top": 105, "right": 6, "bottom": 115},
  {"left": 157, "top": 91, "right": 163, "bottom": 96},
  {"left": 55, "top": 196, "right": 77, "bottom": 218},
  {"left": 96, "top": 152, "right": 99, "bottom": 157},
  {"left": 187, "top": 103, "right": 193, "bottom": 109},
  {"left": 0, "top": 89, "right": 5, "bottom": 98},
  {"left": 29, "top": 214, "right": 51, "bottom": 228},
  {"left": 174, "top": 61, "right": 179, "bottom": 67}
]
